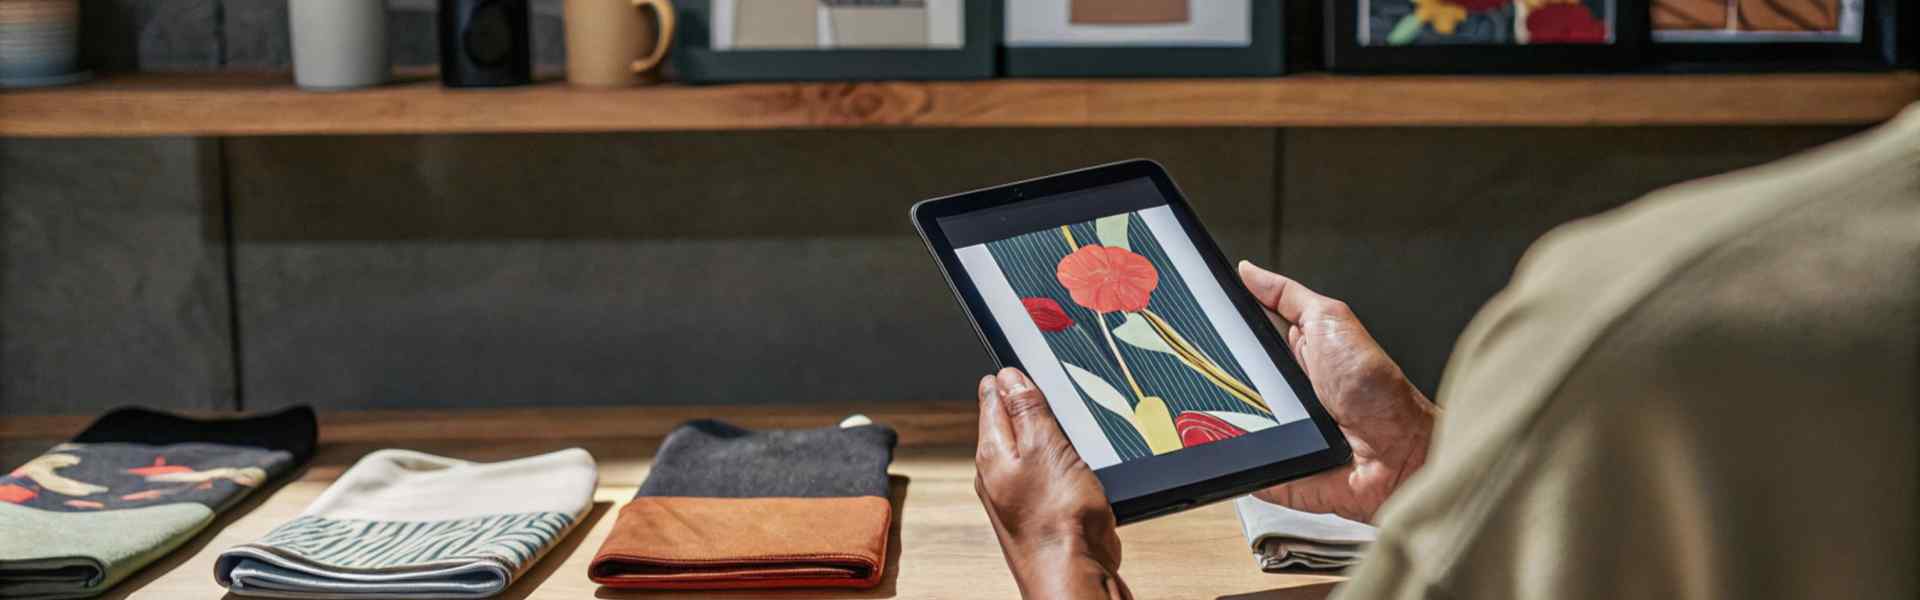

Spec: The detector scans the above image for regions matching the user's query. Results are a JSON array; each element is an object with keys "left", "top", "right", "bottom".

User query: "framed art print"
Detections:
[
  {"left": 1327, "top": 0, "right": 1649, "bottom": 73},
  {"left": 1002, "top": 0, "right": 1284, "bottom": 77},
  {"left": 1650, "top": 0, "right": 1909, "bottom": 70},
  {"left": 673, "top": 0, "right": 996, "bottom": 82}
]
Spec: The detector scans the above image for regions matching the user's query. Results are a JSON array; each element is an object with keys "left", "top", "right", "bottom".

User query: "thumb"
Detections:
[{"left": 995, "top": 368, "right": 1063, "bottom": 455}]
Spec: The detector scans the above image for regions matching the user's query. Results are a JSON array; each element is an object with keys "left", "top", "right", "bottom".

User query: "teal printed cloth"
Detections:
[
  {"left": 0, "top": 407, "right": 316, "bottom": 600},
  {"left": 216, "top": 449, "right": 596, "bottom": 599}
]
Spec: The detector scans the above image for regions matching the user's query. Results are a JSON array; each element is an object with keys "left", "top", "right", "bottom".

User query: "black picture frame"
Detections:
[
  {"left": 673, "top": 0, "right": 997, "bottom": 83},
  {"left": 1651, "top": 0, "right": 1909, "bottom": 72},
  {"left": 1002, "top": 1, "right": 1284, "bottom": 77},
  {"left": 1326, "top": 0, "right": 1649, "bottom": 73}
]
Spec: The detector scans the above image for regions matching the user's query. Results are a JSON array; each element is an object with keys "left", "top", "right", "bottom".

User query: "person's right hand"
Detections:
[{"left": 1239, "top": 261, "right": 1439, "bottom": 524}]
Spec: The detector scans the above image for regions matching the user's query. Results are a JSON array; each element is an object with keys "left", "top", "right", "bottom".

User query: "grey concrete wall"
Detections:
[
  {"left": 0, "top": 138, "right": 233, "bottom": 415},
  {"left": 0, "top": 126, "right": 1862, "bottom": 415},
  {"left": 225, "top": 130, "right": 1277, "bottom": 410},
  {"left": 80, "top": 0, "right": 223, "bottom": 71},
  {"left": 223, "top": 0, "right": 569, "bottom": 69},
  {"left": 1277, "top": 126, "right": 1860, "bottom": 396}
]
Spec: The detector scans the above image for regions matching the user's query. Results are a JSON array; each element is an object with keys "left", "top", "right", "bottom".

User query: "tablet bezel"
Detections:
[{"left": 911, "top": 159, "right": 1352, "bottom": 525}]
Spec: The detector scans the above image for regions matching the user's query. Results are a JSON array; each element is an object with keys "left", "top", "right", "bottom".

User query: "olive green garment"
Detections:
[
  {"left": 0, "top": 503, "right": 213, "bottom": 600},
  {"left": 1339, "top": 104, "right": 1920, "bottom": 600}
]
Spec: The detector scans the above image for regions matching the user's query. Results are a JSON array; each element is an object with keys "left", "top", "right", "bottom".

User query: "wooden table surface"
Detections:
[{"left": 0, "top": 406, "right": 1343, "bottom": 600}]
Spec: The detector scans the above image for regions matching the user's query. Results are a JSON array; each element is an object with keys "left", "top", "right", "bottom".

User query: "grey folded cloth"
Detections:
[{"left": 1233, "top": 496, "right": 1377, "bottom": 571}]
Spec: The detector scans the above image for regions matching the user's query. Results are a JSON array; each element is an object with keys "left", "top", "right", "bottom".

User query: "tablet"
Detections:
[{"left": 912, "top": 159, "right": 1351, "bottom": 524}]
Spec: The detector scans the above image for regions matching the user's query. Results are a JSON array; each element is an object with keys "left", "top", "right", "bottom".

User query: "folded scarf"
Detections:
[
  {"left": 216, "top": 448, "right": 597, "bottom": 599},
  {"left": 589, "top": 418, "right": 897, "bottom": 590},
  {"left": 0, "top": 406, "right": 317, "bottom": 600},
  {"left": 1234, "top": 495, "right": 1377, "bottom": 571}
]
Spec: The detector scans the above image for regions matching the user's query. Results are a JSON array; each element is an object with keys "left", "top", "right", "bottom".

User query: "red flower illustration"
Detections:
[
  {"left": 1175, "top": 412, "right": 1250, "bottom": 447},
  {"left": 1022, "top": 297, "right": 1075, "bottom": 332},
  {"left": 1056, "top": 245, "right": 1159, "bottom": 313},
  {"left": 1526, "top": 3, "right": 1606, "bottom": 44}
]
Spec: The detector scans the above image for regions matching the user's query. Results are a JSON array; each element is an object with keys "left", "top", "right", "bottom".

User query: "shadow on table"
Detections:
[
  {"left": 96, "top": 461, "right": 311, "bottom": 600},
  {"left": 593, "top": 474, "right": 912, "bottom": 600},
  {"left": 1216, "top": 581, "right": 1342, "bottom": 600},
  {"left": 496, "top": 500, "right": 616, "bottom": 600}
]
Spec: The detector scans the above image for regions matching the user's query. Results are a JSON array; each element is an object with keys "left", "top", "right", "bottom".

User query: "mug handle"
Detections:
[{"left": 630, "top": 0, "right": 677, "bottom": 75}]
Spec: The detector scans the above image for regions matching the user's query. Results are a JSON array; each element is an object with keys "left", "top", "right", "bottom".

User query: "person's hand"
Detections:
[
  {"left": 975, "top": 368, "right": 1132, "bottom": 600},
  {"left": 1239, "top": 261, "right": 1439, "bottom": 524}
]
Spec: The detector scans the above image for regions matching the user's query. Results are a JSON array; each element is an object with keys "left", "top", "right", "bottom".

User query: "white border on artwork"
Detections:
[
  {"left": 711, "top": 0, "right": 964, "bottom": 50},
  {"left": 1138, "top": 206, "right": 1309, "bottom": 428},
  {"left": 957, "top": 243, "right": 1124, "bottom": 470},
  {"left": 1005, "top": 0, "right": 1250, "bottom": 47}
]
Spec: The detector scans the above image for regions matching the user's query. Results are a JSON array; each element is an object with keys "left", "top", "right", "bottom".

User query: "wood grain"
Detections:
[
  {"left": 0, "top": 407, "right": 1342, "bottom": 600},
  {"left": 1, "top": 71, "right": 1913, "bottom": 137}
]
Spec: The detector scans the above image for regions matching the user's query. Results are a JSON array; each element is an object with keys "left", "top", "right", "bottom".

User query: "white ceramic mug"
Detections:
[{"left": 289, "top": 0, "right": 391, "bottom": 90}]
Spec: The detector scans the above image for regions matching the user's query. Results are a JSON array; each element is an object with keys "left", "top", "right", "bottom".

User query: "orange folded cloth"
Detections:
[
  {"left": 588, "top": 419, "right": 897, "bottom": 590},
  {"left": 591, "top": 496, "right": 890, "bottom": 589}
]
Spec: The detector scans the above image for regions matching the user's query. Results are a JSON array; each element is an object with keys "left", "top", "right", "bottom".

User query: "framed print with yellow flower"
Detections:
[{"left": 1327, "top": 0, "right": 1648, "bottom": 72}]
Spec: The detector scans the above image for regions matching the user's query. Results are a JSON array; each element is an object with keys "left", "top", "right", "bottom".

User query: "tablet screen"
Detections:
[{"left": 938, "top": 177, "right": 1326, "bottom": 474}]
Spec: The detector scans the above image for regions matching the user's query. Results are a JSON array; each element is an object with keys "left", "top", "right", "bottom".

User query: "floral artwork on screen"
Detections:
[
  {"left": 1360, "top": 0, "right": 1614, "bottom": 46},
  {"left": 985, "top": 211, "right": 1280, "bottom": 461}
]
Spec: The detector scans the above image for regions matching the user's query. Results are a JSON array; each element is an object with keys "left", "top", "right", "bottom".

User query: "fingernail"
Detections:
[
  {"left": 998, "top": 369, "right": 1030, "bottom": 394},
  {"left": 980, "top": 376, "right": 1000, "bottom": 401}
]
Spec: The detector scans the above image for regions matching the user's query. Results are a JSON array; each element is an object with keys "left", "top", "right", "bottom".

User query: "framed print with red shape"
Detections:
[{"left": 1327, "top": 0, "right": 1649, "bottom": 72}]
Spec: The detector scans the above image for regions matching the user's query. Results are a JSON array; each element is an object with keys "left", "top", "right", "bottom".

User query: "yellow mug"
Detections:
[{"left": 564, "top": 0, "right": 677, "bottom": 87}]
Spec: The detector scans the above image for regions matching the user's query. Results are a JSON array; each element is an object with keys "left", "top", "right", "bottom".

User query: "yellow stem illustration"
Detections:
[
  {"left": 1061, "top": 224, "right": 1178, "bottom": 453},
  {"left": 1142, "top": 309, "right": 1271, "bottom": 414}
]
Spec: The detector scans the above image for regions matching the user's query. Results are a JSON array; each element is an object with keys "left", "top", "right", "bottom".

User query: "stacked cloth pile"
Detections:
[
  {"left": 216, "top": 448, "right": 597, "bottom": 598},
  {"left": 0, "top": 406, "right": 317, "bottom": 600},
  {"left": 590, "top": 419, "right": 897, "bottom": 590},
  {"left": 1234, "top": 495, "right": 1378, "bottom": 571}
]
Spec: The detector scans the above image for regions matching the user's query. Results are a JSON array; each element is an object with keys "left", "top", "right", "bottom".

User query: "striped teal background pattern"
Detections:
[
  {"left": 251, "top": 512, "right": 575, "bottom": 570},
  {"left": 985, "top": 212, "right": 1275, "bottom": 463}
]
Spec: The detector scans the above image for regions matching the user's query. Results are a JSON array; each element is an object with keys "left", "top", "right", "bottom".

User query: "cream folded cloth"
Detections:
[
  {"left": 216, "top": 448, "right": 596, "bottom": 599},
  {"left": 1234, "top": 496, "right": 1377, "bottom": 571}
]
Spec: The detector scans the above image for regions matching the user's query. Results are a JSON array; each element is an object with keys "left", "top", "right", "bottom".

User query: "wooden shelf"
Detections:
[
  {"left": 0, "top": 405, "right": 1343, "bottom": 600},
  {"left": 2, "top": 71, "right": 1915, "bottom": 136}
]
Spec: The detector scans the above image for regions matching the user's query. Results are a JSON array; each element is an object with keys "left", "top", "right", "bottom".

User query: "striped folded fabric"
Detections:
[
  {"left": 216, "top": 448, "right": 597, "bottom": 599},
  {"left": 589, "top": 418, "right": 897, "bottom": 590},
  {"left": 1234, "top": 495, "right": 1377, "bottom": 571},
  {"left": 0, "top": 406, "right": 316, "bottom": 600}
]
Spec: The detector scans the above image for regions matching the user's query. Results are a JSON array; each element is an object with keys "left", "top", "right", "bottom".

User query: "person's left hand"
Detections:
[{"left": 975, "top": 368, "right": 1132, "bottom": 600}]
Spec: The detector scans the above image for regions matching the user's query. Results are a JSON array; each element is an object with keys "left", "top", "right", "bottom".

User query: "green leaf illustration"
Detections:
[
  {"left": 1113, "top": 313, "right": 1175, "bottom": 355},
  {"left": 1062, "top": 360, "right": 1134, "bottom": 421},
  {"left": 1095, "top": 214, "right": 1131, "bottom": 251},
  {"left": 1387, "top": 13, "right": 1424, "bottom": 46}
]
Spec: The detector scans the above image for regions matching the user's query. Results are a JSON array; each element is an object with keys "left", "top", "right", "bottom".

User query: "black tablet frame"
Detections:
[
  {"left": 673, "top": 0, "right": 997, "bottom": 83},
  {"left": 1326, "top": 0, "right": 1650, "bottom": 73},
  {"left": 910, "top": 159, "right": 1352, "bottom": 525},
  {"left": 1650, "top": 0, "right": 1910, "bottom": 72},
  {"left": 1001, "top": 1, "right": 1284, "bottom": 78}
]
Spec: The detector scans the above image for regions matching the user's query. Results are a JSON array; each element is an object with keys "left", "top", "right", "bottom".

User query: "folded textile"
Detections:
[
  {"left": 0, "top": 406, "right": 317, "bottom": 600},
  {"left": 589, "top": 419, "right": 897, "bottom": 590},
  {"left": 216, "top": 448, "right": 597, "bottom": 599},
  {"left": 1234, "top": 495, "right": 1377, "bottom": 571}
]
